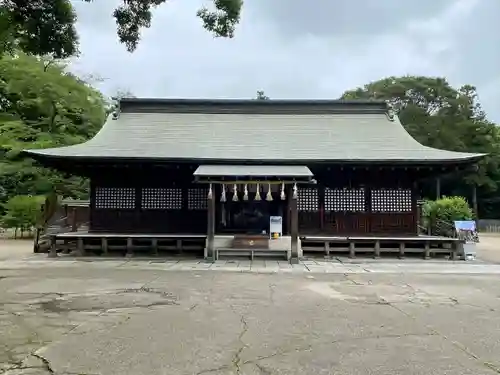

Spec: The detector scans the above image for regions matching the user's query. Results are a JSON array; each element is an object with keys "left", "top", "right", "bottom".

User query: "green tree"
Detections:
[
  {"left": 0, "top": 0, "right": 243, "bottom": 58},
  {"left": 342, "top": 76, "right": 500, "bottom": 218},
  {"left": 0, "top": 53, "right": 107, "bottom": 206},
  {"left": 2, "top": 195, "right": 44, "bottom": 238}
]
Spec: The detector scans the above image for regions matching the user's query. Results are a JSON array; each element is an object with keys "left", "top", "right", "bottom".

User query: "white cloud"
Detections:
[{"left": 69, "top": 0, "right": 500, "bottom": 122}]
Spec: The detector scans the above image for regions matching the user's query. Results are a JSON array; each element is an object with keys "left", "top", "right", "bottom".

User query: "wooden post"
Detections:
[
  {"left": 206, "top": 193, "right": 215, "bottom": 262},
  {"left": 76, "top": 237, "right": 84, "bottom": 257},
  {"left": 424, "top": 241, "right": 430, "bottom": 259},
  {"left": 290, "top": 191, "right": 299, "bottom": 264},
  {"left": 48, "top": 235, "right": 57, "bottom": 258},
  {"left": 436, "top": 177, "right": 441, "bottom": 200},
  {"left": 126, "top": 237, "right": 133, "bottom": 257},
  {"left": 399, "top": 242, "right": 405, "bottom": 259},
  {"left": 70, "top": 208, "right": 77, "bottom": 232},
  {"left": 416, "top": 201, "right": 422, "bottom": 235},
  {"left": 451, "top": 241, "right": 458, "bottom": 260},
  {"left": 374, "top": 240, "right": 380, "bottom": 258},
  {"left": 151, "top": 238, "right": 158, "bottom": 256},
  {"left": 101, "top": 237, "right": 108, "bottom": 256},
  {"left": 349, "top": 241, "right": 355, "bottom": 259}
]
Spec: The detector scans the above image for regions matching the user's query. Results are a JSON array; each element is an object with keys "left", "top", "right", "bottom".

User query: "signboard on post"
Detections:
[
  {"left": 269, "top": 216, "right": 283, "bottom": 239},
  {"left": 454, "top": 220, "right": 477, "bottom": 260}
]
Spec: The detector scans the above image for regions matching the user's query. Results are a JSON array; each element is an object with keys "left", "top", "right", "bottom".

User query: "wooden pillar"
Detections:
[
  {"left": 206, "top": 190, "right": 215, "bottom": 262},
  {"left": 472, "top": 184, "right": 478, "bottom": 220},
  {"left": 436, "top": 177, "right": 441, "bottom": 199},
  {"left": 319, "top": 186, "right": 325, "bottom": 231},
  {"left": 290, "top": 187, "right": 299, "bottom": 264},
  {"left": 70, "top": 208, "right": 77, "bottom": 232},
  {"left": 416, "top": 200, "right": 422, "bottom": 235}
]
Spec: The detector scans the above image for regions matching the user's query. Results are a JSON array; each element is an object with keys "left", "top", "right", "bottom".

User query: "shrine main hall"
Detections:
[{"left": 24, "top": 99, "right": 483, "bottom": 262}]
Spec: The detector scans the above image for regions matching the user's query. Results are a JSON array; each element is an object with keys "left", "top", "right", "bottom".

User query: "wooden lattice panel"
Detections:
[
  {"left": 298, "top": 188, "right": 318, "bottom": 211},
  {"left": 95, "top": 187, "right": 135, "bottom": 209},
  {"left": 325, "top": 188, "right": 365, "bottom": 212},
  {"left": 371, "top": 189, "right": 412, "bottom": 212},
  {"left": 141, "top": 188, "right": 182, "bottom": 210},
  {"left": 188, "top": 188, "right": 208, "bottom": 210}
]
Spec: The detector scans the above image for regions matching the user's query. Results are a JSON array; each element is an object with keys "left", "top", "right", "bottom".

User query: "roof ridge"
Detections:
[{"left": 118, "top": 98, "right": 390, "bottom": 115}]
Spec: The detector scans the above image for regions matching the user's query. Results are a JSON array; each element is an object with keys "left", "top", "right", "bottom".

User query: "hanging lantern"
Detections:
[
  {"left": 207, "top": 183, "right": 213, "bottom": 199},
  {"left": 220, "top": 184, "right": 226, "bottom": 202},
  {"left": 232, "top": 184, "right": 239, "bottom": 202},
  {"left": 280, "top": 182, "right": 286, "bottom": 200},
  {"left": 243, "top": 184, "right": 249, "bottom": 201},
  {"left": 266, "top": 183, "right": 273, "bottom": 201},
  {"left": 292, "top": 183, "right": 298, "bottom": 199},
  {"left": 254, "top": 183, "right": 261, "bottom": 201}
]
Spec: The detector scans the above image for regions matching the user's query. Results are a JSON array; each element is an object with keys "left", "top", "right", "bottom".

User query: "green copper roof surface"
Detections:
[{"left": 23, "top": 99, "right": 484, "bottom": 163}]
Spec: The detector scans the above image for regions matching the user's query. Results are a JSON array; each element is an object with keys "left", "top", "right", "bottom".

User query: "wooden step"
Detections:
[{"left": 215, "top": 247, "right": 289, "bottom": 261}]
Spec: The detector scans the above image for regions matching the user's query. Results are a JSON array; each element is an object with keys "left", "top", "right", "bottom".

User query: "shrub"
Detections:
[{"left": 422, "top": 196, "right": 474, "bottom": 236}]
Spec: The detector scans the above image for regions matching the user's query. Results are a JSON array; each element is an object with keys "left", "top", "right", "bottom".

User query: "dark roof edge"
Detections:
[
  {"left": 22, "top": 151, "right": 486, "bottom": 166},
  {"left": 118, "top": 98, "right": 390, "bottom": 115}
]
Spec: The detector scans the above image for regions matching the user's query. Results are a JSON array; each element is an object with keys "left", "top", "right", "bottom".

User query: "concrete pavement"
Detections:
[
  {"left": 1, "top": 261, "right": 500, "bottom": 374},
  {"left": 1, "top": 237, "right": 500, "bottom": 374}
]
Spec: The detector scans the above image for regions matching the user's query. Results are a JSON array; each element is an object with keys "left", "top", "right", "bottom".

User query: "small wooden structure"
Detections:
[{"left": 23, "top": 99, "right": 483, "bottom": 262}]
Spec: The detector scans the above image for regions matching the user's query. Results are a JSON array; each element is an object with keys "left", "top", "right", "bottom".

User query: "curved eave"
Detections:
[{"left": 21, "top": 149, "right": 487, "bottom": 166}]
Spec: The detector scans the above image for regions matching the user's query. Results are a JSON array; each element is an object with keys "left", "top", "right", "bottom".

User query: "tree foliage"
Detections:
[
  {"left": 0, "top": 0, "right": 243, "bottom": 58},
  {"left": 342, "top": 76, "right": 500, "bottom": 218},
  {"left": 2, "top": 195, "right": 44, "bottom": 237},
  {"left": 0, "top": 53, "right": 107, "bottom": 209}
]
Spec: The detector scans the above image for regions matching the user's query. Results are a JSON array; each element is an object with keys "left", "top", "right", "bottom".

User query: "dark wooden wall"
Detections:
[
  {"left": 299, "top": 167, "right": 418, "bottom": 235},
  {"left": 297, "top": 186, "right": 416, "bottom": 235},
  {"left": 87, "top": 164, "right": 418, "bottom": 236},
  {"left": 89, "top": 167, "right": 208, "bottom": 234}
]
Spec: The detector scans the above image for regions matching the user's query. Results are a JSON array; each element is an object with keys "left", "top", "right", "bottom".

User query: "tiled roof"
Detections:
[{"left": 23, "top": 99, "right": 484, "bottom": 163}]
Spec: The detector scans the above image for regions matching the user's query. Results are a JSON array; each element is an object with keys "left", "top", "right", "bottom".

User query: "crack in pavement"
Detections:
[
  {"left": 196, "top": 307, "right": 251, "bottom": 375},
  {"left": 241, "top": 331, "right": 438, "bottom": 368},
  {"left": 31, "top": 353, "right": 54, "bottom": 374},
  {"left": 383, "top": 298, "right": 500, "bottom": 374},
  {"left": 254, "top": 362, "right": 273, "bottom": 375},
  {"left": 232, "top": 314, "right": 249, "bottom": 375},
  {"left": 268, "top": 284, "right": 276, "bottom": 304}
]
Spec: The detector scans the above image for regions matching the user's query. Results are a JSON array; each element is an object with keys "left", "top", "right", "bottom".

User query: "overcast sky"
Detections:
[{"left": 70, "top": 0, "right": 499, "bottom": 122}]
